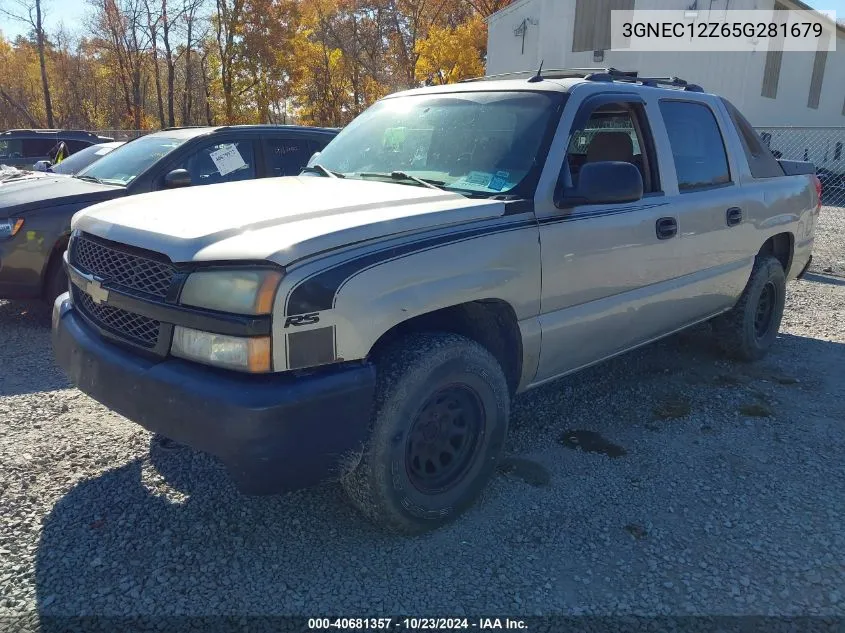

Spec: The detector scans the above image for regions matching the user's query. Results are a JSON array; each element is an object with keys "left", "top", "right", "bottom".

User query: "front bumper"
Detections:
[{"left": 52, "top": 294, "right": 376, "bottom": 494}]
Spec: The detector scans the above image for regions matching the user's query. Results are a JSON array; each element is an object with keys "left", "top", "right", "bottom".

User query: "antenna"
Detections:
[{"left": 528, "top": 60, "right": 544, "bottom": 83}]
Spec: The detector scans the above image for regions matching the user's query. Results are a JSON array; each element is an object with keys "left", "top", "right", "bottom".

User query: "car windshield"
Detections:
[
  {"left": 311, "top": 91, "right": 560, "bottom": 197},
  {"left": 52, "top": 143, "right": 121, "bottom": 175},
  {"left": 76, "top": 135, "right": 187, "bottom": 186}
]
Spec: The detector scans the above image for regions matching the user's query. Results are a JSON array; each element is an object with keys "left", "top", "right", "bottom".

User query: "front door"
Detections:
[{"left": 534, "top": 94, "right": 683, "bottom": 382}]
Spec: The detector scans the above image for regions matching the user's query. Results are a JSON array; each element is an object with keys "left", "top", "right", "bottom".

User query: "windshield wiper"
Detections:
[
  {"left": 358, "top": 171, "right": 446, "bottom": 191},
  {"left": 75, "top": 175, "right": 105, "bottom": 184},
  {"left": 302, "top": 164, "right": 345, "bottom": 178}
]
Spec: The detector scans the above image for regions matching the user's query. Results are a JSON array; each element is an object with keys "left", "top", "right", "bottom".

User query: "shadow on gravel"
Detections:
[
  {"left": 30, "top": 330, "right": 845, "bottom": 618},
  {"left": 0, "top": 300, "right": 70, "bottom": 396},
  {"left": 801, "top": 272, "right": 845, "bottom": 287}
]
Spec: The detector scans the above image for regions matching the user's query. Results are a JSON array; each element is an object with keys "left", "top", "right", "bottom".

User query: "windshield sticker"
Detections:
[
  {"left": 209, "top": 144, "right": 246, "bottom": 176},
  {"left": 94, "top": 148, "right": 112, "bottom": 156},
  {"left": 460, "top": 171, "right": 492, "bottom": 188},
  {"left": 383, "top": 127, "right": 407, "bottom": 151},
  {"left": 488, "top": 171, "right": 510, "bottom": 191}
]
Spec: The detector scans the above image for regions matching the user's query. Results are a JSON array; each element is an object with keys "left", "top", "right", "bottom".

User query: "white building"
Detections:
[{"left": 486, "top": 0, "right": 845, "bottom": 128}]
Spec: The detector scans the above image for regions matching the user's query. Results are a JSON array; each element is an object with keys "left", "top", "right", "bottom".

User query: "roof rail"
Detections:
[{"left": 459, "top": 67, "right": 704, "bottom": 92}]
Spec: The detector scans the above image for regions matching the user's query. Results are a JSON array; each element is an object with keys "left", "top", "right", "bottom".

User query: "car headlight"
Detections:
[
  {"left": 0, "top": 218, "right": 24, "bottom": 239},
  {"left": 179, "top": 269, "right": 283, "bottom": 315},
  {"left": 171, "top": 326, "right": 271, "bottom": 373}
]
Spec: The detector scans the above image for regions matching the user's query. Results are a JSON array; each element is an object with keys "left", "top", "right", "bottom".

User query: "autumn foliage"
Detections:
[{"left": 0, "top": 0, "right": 514, "bottom": 130}]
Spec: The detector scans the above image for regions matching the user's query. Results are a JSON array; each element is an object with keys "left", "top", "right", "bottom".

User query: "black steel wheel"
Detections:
[
  {"left": 342, "top": 332, "right": 509, "bottom": 534},
  {"left": 711, "top": 254, "right": 786, "bottom": 361},
  {"left": 406, "top": 385, "right": 484, "bottom": 494}
]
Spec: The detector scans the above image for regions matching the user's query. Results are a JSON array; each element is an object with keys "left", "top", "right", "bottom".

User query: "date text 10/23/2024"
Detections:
[{"left": 307, "top": 618, "right": 529, "bottom": 630}]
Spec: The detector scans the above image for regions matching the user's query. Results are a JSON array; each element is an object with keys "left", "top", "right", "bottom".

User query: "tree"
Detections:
[
  {"left": 0, "top": 0, "right": 54, "bottom": 126},
  {"left": 213, "top": 0, "right": 244, "bottom": 122},
  {"left": 415, "top": 13, "right": 486, "bottom": 85}
]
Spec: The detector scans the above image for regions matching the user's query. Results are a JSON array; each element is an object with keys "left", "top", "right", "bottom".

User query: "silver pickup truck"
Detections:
[{"left": 53, "top": 68, "right": 820, "bottom": 534}]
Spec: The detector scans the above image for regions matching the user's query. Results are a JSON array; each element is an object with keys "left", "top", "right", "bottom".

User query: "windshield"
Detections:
[
  {"left": 76, "top": 135, "right": 187, "bottom": 186},
  {"left": 53, "top": 143, "right": 121, "bottom": 175},
  {"left": 311, "top": 91, "right": 562, "bottom": 197}
]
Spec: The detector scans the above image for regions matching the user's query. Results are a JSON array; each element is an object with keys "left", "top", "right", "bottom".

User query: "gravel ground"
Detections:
[{"left": 0, "top": 208, "right": 843, "bottom": 625}]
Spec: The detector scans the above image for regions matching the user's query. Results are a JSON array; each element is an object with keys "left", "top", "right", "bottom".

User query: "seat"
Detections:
[{"left": 585, "top": 131, "right": 635, "bottom": 164}]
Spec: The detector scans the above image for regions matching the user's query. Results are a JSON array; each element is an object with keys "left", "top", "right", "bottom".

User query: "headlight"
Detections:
[
  {"left": 171, "top": 326, "right": 271, "bottom": 373},
  {"left": 180, "top": 269, "right": 282, "bottom": 315},
  {"left": 0, "top": 218, "right": 24, "bottom": 239}
]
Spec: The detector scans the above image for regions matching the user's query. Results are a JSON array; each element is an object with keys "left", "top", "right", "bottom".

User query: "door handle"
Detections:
[
  {"left": 726, "top": 207, "right": 743, "bottom": 227},
  {"left": 656, "top": 217, "right": 678, "bottom": 240}
]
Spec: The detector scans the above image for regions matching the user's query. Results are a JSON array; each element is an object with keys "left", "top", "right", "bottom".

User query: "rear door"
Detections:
[{"left": 652, "top": 98, "right": 752, "bottom": 311}]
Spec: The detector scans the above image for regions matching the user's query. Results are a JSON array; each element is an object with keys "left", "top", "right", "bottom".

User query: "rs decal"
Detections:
[{"left": 284, "top": 312, "right": 321, "bottom": 328}]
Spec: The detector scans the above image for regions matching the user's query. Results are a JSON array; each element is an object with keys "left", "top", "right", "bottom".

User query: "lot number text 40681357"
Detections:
[{"left": 307, "top": 618, "right": 528, "bottom": 630}]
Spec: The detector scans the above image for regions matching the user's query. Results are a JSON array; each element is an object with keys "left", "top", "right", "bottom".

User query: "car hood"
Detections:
[
  {"left": 0, "top": 169, "right": 54, "bottom": 187},
  {"left": 73, "top": 177, "right": 508, "bottom": 266},
  {"left": 0, "top": 176, "right": 124, "bottom": 213}
]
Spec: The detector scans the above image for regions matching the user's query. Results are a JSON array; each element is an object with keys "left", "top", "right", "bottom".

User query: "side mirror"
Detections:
[
  {"left": 307, "top": 151, "right": 320, "bottom": 166},
  {"left": 33, "top": 160, "right": 52, "bottom": 172},
  {"left": 164, "top": 168, "right": 192, "bottom": 189},
  {"left": 556, "top": 161, "right": 644, "bottom": 208}
]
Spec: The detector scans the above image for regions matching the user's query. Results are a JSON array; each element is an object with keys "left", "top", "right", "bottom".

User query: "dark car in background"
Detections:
[
  {"left": 34, "top": 141, "right": 126, "bottom": 174},
  {"left": 0, "top": 142, "right": 126, "bottom": 188},
  {"left": 0, "top": 129, "right": 115, "bottom": 169},
  {"left": 0, "top": 124, "right": 338, "bottom": 303}
]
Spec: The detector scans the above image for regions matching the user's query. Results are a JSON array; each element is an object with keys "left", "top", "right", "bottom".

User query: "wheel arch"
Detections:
[
  {"left": 41, "top": 231, "right": 70, "bottom": 298},
  {"left": 366, "top": 299, "right": 524, "bottom": 396},
  {"left": 758, "top": 231, "right": 794, "bottom": 276}
]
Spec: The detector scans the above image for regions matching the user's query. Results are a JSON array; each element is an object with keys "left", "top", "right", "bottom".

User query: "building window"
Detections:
[
  {"left": 572, "top": 0, "right": 635, "bottom": 53},
  {"left": 836, "top": 142, "right": 843, "bottom": 161},
  {"left": 808, "top": 47, "right": 828, "bottom": 110},
  {"left": 761, "top": 2, "right": 788, "bottom": 99}
]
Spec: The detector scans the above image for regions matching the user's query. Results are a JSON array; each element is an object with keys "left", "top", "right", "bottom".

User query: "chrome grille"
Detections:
[
  {"left": 73, "top": 286, "right": 161, "bottom": 348},
  {"left": 71, "top": 235, "right": 175, "bottom": 299}
]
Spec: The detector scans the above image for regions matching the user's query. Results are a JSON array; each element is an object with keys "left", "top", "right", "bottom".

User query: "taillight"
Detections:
[{"left": 812, "top": 175, "right": 822, "bottom": 212}]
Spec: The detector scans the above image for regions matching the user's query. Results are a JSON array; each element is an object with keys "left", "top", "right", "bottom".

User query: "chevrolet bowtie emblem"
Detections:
[{"left": 87, "top": 278, "right": 110, "bottom": 305}]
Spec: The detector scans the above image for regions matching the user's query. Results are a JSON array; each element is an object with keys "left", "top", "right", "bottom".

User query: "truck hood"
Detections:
[
  {"left": 73, "top": 177, "right": 508, "bottom": 266},
  {"left": 0, "top": 176, "right": 125, "bottom": 214}
]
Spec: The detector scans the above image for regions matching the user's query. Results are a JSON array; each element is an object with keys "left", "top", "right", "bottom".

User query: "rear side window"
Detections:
[
  {"left": 720, "top": 98, "right": 783, "bottom": 178},
  {"left": 65, "top": 140, "right": 93, "bottom": 154},
  {"left": 266, "top": 137, "right": 313, "bottom": 176},
  {"left": 659, "top": 101, "right": 731, "bottom": 191},
  {"left": 22, "top": 138, "right": 56, "bottom": 158}
]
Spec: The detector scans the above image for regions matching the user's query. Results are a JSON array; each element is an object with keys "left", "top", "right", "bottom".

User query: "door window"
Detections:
[
  {"left": 172, "top": 140, "right": 256, "bottom": 186},
  {"left": 659, "top": 101, "right": 731, "bottom": 191},
  {"left": 566, "top": 102, "right": 657, "bottom": 193},
  {"left": 266, "top": 137, "right": 313, "bottom": 177}
]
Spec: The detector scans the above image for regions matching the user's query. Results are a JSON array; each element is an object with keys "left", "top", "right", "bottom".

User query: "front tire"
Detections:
[
  {"left": 711, "top": 255, "right": 786, "bottom": 361},
  {"left": 44, "top": 255, "right": 69, "bottom": 306},
  {"left": 342, "top": 332, "right": 510, "bottom": 534}
]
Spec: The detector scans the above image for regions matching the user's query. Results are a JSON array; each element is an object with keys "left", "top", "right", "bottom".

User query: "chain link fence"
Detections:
[{"left": 755, "top": 126, "right": 845, "bottom": 208}]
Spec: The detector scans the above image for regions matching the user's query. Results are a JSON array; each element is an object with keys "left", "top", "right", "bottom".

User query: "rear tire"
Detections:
[
  {"left": 342, "top": 332, "right": 509, "bottom": 534},
  {"left": 711, "top": 255, "right": 786, "bottom": 361}
]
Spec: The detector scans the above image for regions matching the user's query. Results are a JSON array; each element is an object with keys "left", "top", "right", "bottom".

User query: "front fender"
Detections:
[{"left": 271, "top": 225, "right": 541, "bottom": 372}]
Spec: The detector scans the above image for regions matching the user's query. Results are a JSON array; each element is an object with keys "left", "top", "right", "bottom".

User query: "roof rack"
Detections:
[{"left": 460, "top": 67, "right": 704, "bottom": 92}]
